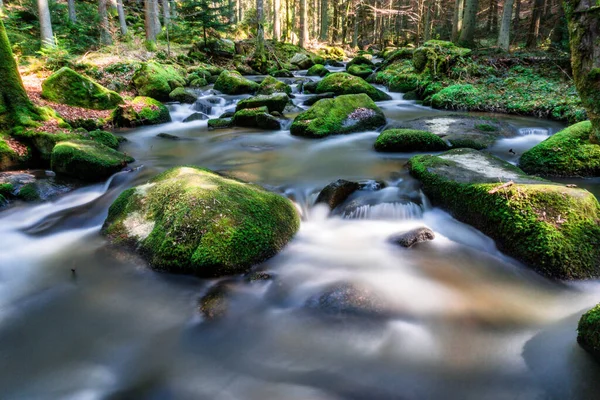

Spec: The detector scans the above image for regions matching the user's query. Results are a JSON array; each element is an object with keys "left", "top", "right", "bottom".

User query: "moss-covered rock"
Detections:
[
  {"left": 577, "top": 304, "right": 600, "bottom": 360},
  {"left": 347, "top": 56, "right": 375, "bottom": 70},
  {"left": 315, "top": 73, "right": 391, "bottom": 101},
  {"left": 191, "top": 38, "right": 236, "bottom": 57},
  {"left": 290, "top": 53, "right": 315, "bottom": 69},
  {"left": 189, "top": 77, "right": 208, "bottom": 87},
  {"left": 101, "top": 166, "right": 300, "bottom": 276},
  {"left": 111, "top": 97, "right": 171, "bottom": 127},
  {"left": 41, "top": 67, "right": 124, "bottom": 110},
  {"left": 132, "top": 62, "right": 186, "bottom": 101},
  {"left": 169, "top": 87, "right": 197, "bottom": 103},
  {"left": 408, "top": 148, "right": 600, "bottom": 279},
  {"left": 208, "top": 117, "right": 234, "bottom": 129},
  {"left": 257, "top": 75, "right": 292, "bottom": 95},
  {"left": 235, "top": 93, "right": 289, "bottom": 113},
  {"left": 213, "top": 70, "right": 259, "bottom": 95},
  {"left": 0, "top": 135, "right": 31, "bottom": 170},
  {"left": 520, "top": 121, "right": 600, "bottom": 177},
  {"left": 271, "top": 69, "right": 294, "bottom": 78},
  {"left": 380, "top": 48, "right": 414, "bottom": 70},
  {"left": 307, "top": 64, "right": 330, "bottom": 77},
  {"left": 347, "top": 64, "right": 374, "bottom": 79},
  {"left": 412, "top": 40, "right": 471, "bottom": 75},
  {"left": 233, "top": 106, "right": 281, "bottom": 130},
  {"left": 51, "top": 140, "right": 134, "bottom": 181},
  {"left": 291, "top": 93, "right": 386, "bottom": 138},
  {"left": 430, "top": 84, "right": 480, "bottom": 110},
  {"left": 374, "top": 129, "right": 449, "bottom": 152}
]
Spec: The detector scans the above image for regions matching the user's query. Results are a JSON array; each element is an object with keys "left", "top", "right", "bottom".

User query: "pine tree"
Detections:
[{"left": 180, "top": 0, "right": 229, "bottom": 47}]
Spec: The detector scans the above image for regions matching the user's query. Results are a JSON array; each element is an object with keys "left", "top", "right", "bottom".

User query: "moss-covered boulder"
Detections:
[
  {"left": 235, "top": 93, "right": 289, "bottom": 113},
  {"left": 412, "top": 40, "right": 471, "bottom": 75},
  {"left": 374, "top": 129, "right": 449, "bottom": 152},
  {"left": 307, "top": 64, "right": 330, "bottom": 77},
  {"left": 41, "top": 67, "right": 124, "bottom": 110},
  {"left": 132, "top": 62, "right": 186, "bottom": 101},
  {"left": 169, "top": 87, "right": 197, "bottom": 103},
  {"left": 315, "top": 73, "right": 391, "bottom": 101},
  {"left": 271, "top": 69, "right": 294, "bottom": 78},
  {"left": 408, "top": 148, "right": 600, "bottom": 279},
  {"left": 257, "top": 75, "right": 292, "bottom": 95},
  {"left": 189, "top": 77, "right": 208, "bottom": 87},
  {"left": 520, "top": 121, "right": 600, "bottom": 177},
  {"left": 213, "top": 70, "right": 259, "bottom": 95},
  {"left": 346, "top": 56, "right": 375, "bottom": 70},
  {"left": 101, "top": 166, "right": 300, "bottom": 276},
  {"left": 208, "top": 117, "right": 234, "bottom": 129},
  {"left": 347, "top": 64, "right": 374, "bottom": 79},
  {"left": 291, "top": 93, "right": 386, "bottom": 138},
  {"left": 111, "top": 97, "right": 171, "bottom": 127},
  {"left": 380, "top": 48, "right": 414, "bottom": 70},
  {"left": 290, "top": 53, "right": 315, "bottom": 69},
  {"left": 51, "top": 140, "right": 134, "bottom": 181},
  {"left": 232, "top": 106, "right": 281, "bottom": 130},
  {"left": 578, "top": 304, "right": 600, "bottom": 360}
]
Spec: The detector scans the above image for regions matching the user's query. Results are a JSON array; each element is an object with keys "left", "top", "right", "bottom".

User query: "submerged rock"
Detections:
[
  {"left": 0, "top": 170, "right": 78, "bottom": 203},
  {"left": 374, "top": 129, "right": 449, "bottom": 152},
  {"left": 389, "top": 227, "right": 435, "bottom": 248},
  {"left": 315, "top": 72, "right": 391, "bottom": 101},
  {"left": 182, "top": 112, "right": 209, "bottom": 122},
  {"left": 156, "top": 133, "right": 180, "bottom": 140},
  {"left": 291, "top": 93, "right": 386, "bottom": 138},
  {"left": 213, "top": 70, "right": 259, "bottom": 95},
  {"left": 235, "top": 93, "right": 289, "bottom": 114},
  {"left": 41, "top": 67, "right": 124, "bottom": 110},
  {"left": 102, "top": 166, "right": 300, "bottom": 277},
  {"left": 132, "top": 62, "right": 186, "bottom": 101},
  {"left": 111, "top": 97, "right": 171, "bottom": 127},
  {"left": 520, "top": 121, "right": 600, "bottom": 177},
  {"left": 305, "top": 282, "right": 386, "bottom": 318},
  {"left": 199, "top": 283, "right": 231, "bottom": 320},
  {"left": 316, "top": 179, "right": 360, "bottom": 210},
  {"left": 257, "top": 75, "right": 292, "bottom": 95},
  {"left": 408, "top": 148, "right": 600, "bottom": 279},
  {"left": 51, "top": 140, "right": 134, "bottom": 181}
]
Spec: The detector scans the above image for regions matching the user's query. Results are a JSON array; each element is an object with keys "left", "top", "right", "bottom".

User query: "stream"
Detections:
[{"left": 1, "top": 70, "right": 600, "bottom": 400}]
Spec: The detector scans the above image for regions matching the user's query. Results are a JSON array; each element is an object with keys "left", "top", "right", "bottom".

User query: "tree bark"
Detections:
[
  {"left": 299, "top": 0, "right": 308, "bottom": 47},
  {"left": 99, "top": 0, "right": 112, "bottom": 45},
  {"left": 320, "top": 0, "right": 328, "bottom": 41},
  {"left": 526, "top": 0, "right": 543, "bottom": 48},
  {"left": 116, "top": 0, "right": 128, "bottom": 35},
  {"left": 145, "top": 0, "right": 157, "bottom": 45},
  {"left": 37, "top": 0, "right": 55, "bottom": 47},
  {"left": 351, "top": 1, "right": 359, "bottom": 47},
  {"left": 562, "top": 0, "right": 600, "bottom": 142},
  {"left": 161, "top": 0, "right": 170, "bottom": 27},
  {"left": 513, "top": 0, "right": 521, "bottom": 37},
  {"left": 273, "top": 0, "right": 281, "bottom": 40},
  {"left": 423, "top": 2, "right": 431, "bottom": 41},
  {"left": 458, "top": 0, "right": 478, "bottom": 47},
  {"left": 68, "top": 0, "right": 77, "bottom": 23},
  {"left": 254, "top": 0, "right": 267, "bottom": 72},
  {"left": 152, "top": 0, "right": 161, "bottom": 36},
  {"left": 497, "top": 0, "right": 514, "bottom": 50},
  {"left": 452, "top": 0, "right": 465, "bottom": 42}
]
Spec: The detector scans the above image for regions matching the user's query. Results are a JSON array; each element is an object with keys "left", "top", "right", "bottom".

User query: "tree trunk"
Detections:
[
  {"left": 550, "top": 3, "right": 565, "bottom": 48},
  {"left": 497, "top": 0, "right": 514, "bottom": 50},
  {"left": 513, "top": 0, "right": 521, "bottom": 39},
  {"left": 68, "top": 0, "right": 77, "bottom": 23},
  {"left": 238, "top": 0, "right": 242, "bottom": 22},
  {"left": 526, "top": 0, "right": 543, "bottom": 48},
  {"left": 170, "top": 0, "right": 177, "bottom": 19},
  {"left": 563, "top": 0, "right": 600, "bottom": 142},
  {"left": 320, "top": 0, "right": 328, "bottom": 41},
  {"left": 145, "top": 0, "right": 157, "bottom": 45},
  {"left": 273, "top": 0, "right": 281, "bottom": 40},
  {"left": 152, "top": 0, "right": 161, "bottom": 35},
  {"left": 37, "top": 0, "right": 55, "bottom": 47},
  {"left": 458, "top": 0, "right": 478, "bottom": 47},
  {"left": 341, "top": 0, "right": 350, "bottom": 45},
  {"left": 299, "top": 0, "right": 308, "bottom": 47},
  {"left": 116, "top": 0, "right": 128, "bottom": 35},
  {"left": 254, "top": 0, "right": 267, "bottom": 72},
  {"left": 351, "top": 2, "right": 359, "bottom": 47},
  {"left": 161, "top": 0, "right": 170, "bottom": 26},
  {"left": 423, "top": 2, "right": 431, "bottom": 41},
  {"left": 332, "top": 0, "right": 339, "bottom": 42},
  {"left": 99, "top": 0, "right": 113, "bottom": 45}
]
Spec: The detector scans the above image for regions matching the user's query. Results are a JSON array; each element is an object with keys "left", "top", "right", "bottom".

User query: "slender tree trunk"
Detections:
[
  {"left": 99, "top": 0, "right": 112, "bottom": 45},
  {"left": 550, "top": 4, "right": 564, "bottom": 47},
  {"left": 160, "top": 0, "right": 170, "bottom": 26},
  {"left": 238, "top": 0, "right": 242, "bottom": 22},
  {"left": 145, "top": 0, "right": 157, "bottom": 45},
  {"left": 351, "top": 3, "right": 359, "bottom": 47},
  {"left": 458, "top": 0, "right": 478, "bottom": 46},
  {"left": 284, "top": 0, "right": 289, "bottom": 41},
  {"left": 67, "top": 0, "right": 77, "bottom": 23},
  {"left": 254, "top": 0, "right": 267, "bottom": 72},
  {"left": 152, "top": 0, "right": 161, "bottom": 35},
  {"left": 332, "top": 0, "right": 339, "bottom": 42},
  {"left": 423, "top": 1, "right": 431, "bottom": 41},
  {"left": 562, "top": 0, "right": 600, "bottom": 142},
  {"left": 320, "top": 0, "right": 328, "bottom": 41},
  {"left": 299, "top": 0, "right": 308, "bottom": 47},
  {"left": 37, "top": 0, "right": 55, "bottom": 47},
  {"left": 526, "top": 0, "right": 543, "bottom": 48},
  {"left": 512, "top": 0, "right": 521, "bottom": 42},
  {"left": 116, "top": 0, "right": 128, "bottom": 35},
  {"left": 497, "top": 0, "right": 514, "bottom": 50},
  {"left": 273, "top": 0, "right": 281, "bottom": 40},
  {"left": 170, "top": 0, "right": 177, "bottom": 19},
  {"left": 341, "top": 0, "right": 350, "bottom": 45}
]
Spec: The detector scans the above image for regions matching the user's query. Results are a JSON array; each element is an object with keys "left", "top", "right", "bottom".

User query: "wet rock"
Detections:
[
  {"left": 233, "top": 106, "right": 282, "bottom": 130},
  {"left": 0, "top": 170, "right": 78, "bottom": 203},
  {"left": 315, "top": 72, "right": 391, "bottom": 101},
  {"left": 257, "top": 76, "right": 292, "bottom": 95},
  {"left": 207, "top": 117, "right": 233, "bottom": 129},
  {"left": 374, "top": 129, "right": 449, "bottom": 152},
  {"left": 326, "top": 60, "right": 345, "bottom": 67},
  {"left": 199, "top": 283, "right": 231, "bottom": 320},
  {"left": 156, "top": 133, "right": 180, "bottom": 140},
  {"left": 577, "top": 303, "right": 600, "bottom": 361},
  {"left": 346, "top": 56, "right": 375, "bottom": 70},
  {"left": 245, "top": 271, "right": 273, "bottom": 282},
  {"left": 168, "top": 87, "right": 197, "bottom": 103},
  {"left": 290, "top": 53, "right": 315, "bottom": 69},
  {"left": 316, "top": 179, "right": 360, "bottom": 210},
  {"left": 302, "top": 81, "right": 318, "bottom": 94},
  {"left": 182, "top": 112, "right": 209, "bottom": 122},
  {"left": 389, "top": 227, "right": 435, "bottom": 248},
  {"left": 305, "top": 282, "right": 386, "bottom": 318},
  {"left": 213, "top": 70, "right": 259, "bottom": 95},
  {"left": 303, "top": 92, "right": 335, "bottom": 106},
  {"left": 236, "top": 93, "right": 289, "bottom": 114},
  {"left": 307, "top": 64, "right": 330, "bottom": 77},
  {"left": 111, "top": 97, "right": 171, "bottom": 127},
  {"left": 219, "top": 111, "right": 235, "bottom": 119},
  {"left": 271, "top": 69, "right": 294, "bottom": 78},
  {"left": 347, "top": 64, "right": 374, "bottom": 79}
]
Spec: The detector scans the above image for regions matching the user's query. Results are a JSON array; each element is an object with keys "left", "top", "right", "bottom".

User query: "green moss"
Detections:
[
  {"left": 12, "top": 130, "right": 78, "bottom": 162},
  {"left": 132, "top": 62, "right": 186, "bottom": 101},
  {"left": 208, "top": 117, "right": 233, "bottom": 129},
  {"left": 0, "top": 134, "right": 30, "bottom": 169},
  {"left": 0, "top": 183, "right": 14, "bottom": 197},
  {"left": 475, "top": 123, "right": 499, "bottom": 132},
  {"left": 111, "top": 97, "right": 171, "bottom": 127},
  {"left": 307, "top": 64, "right": 330, "bottom": 77},
  {"left": 347, "top": 64, "right": 374, "bottom": 79},
  {"left": 374, "top": 129, "right": 449, "bottom": 152},
  {"left": 102, "top": 166, "right": 300, "bottom": 277},
  {"left": 214, "top": 70, "right": 259, "bottom": 95},
  {"left": 315, "top": 73, "right": 391, "bottom": 101},
  {"left": 41, "top": 67, "right": 124, "bottom": 110},
  {"left": 271, "top": 69, "right": 293, "bottom": 78},
  {"left": 257, "top": 75, "right": 292, "bottom": 95},
  {"left": 347, "top": 56, "right": 375, "bottom": 70},
  {"left": 189, "top": 77, "right": 208, "bottom": 87},
  {"left": 17, "top": 183, "right": 40, "bottom": 201},
  {"left": 291, "top": 93, "right": 386, "bottom": 138},
  {"left": 578, "top": 304, "right": 600, "bottom": 360},
  {"left": 233, "top": 106, "right": 281, "bottom": 130},
  {"left": 87, "top": 130, "right": 120, "bottom": 149},
  {"left": 169, "top": 87, "right": 197, "bottom": 103},
  {"left": 51, "top": 139, "right": 134, "bottom": 181},
  {"left": 520, "top": 121, "right": 600, "bottom": 177},
  {"left": 412, "top": 40, "right": 471, "bottom": 75},
  {"left": 408, "top": 149, "right": 600, "bottom": 279},
  {"left": 236, "top": 93, "right": 289, "bottom": 113}
]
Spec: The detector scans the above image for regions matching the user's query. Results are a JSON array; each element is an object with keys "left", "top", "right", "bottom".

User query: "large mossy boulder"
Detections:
[
  {"left": 111, "top": 96, "right": 171, "bottom": 127},
  {"left": 374, "top": 129, "right": 449, "bottom": 152},
  {"left": 214, "top": 70, "right": 259, "bottom": 95},
  {"left": 132, "top": 62, "right": 186, "bottom": 101},
  {"left": 578, "top": 304, "right": 600, "bottom": 361},
  {"left": 235, "top": 93, "right": 289, "bottom": 113},
  {"left": 101, "top": 166, "right": 300, "bottom": 276},
  {"left": 346, "top": 56, "right": 375, "bottom": 70},
  {"left": 347, "top": 64, "right": 374, "bottom": 79},
  {"left": 41, "top": 67, "right": 124, "bottom": 110},
  {"left": 412, "top": 40, "right": 471, "bottom": 75},
  {"left": 169, "top": 87, "right": 197, "bottom": 103},
  {"left": 520, "top": 121, "right": 600, "bottom": 177},
  {"left": 315, "top": 73, "right": 391, "bottom": 101},
  {"left": 307, "top": 64, "right": 330, "bottom": 77},
  {"left": 257, "top": 75, "right": 292, "bottom": 95},
  {"left": 51, "top": 140, "right": 134, "bottom": 181},
  {"left": 291, "top": 93, "right": 386, "bottom": 138},
  {"left": 232, "top": 106, "right": 281, "bottom": 130},
  {"left": 191, "top": 38, "right": 235, "bottom": 57},
  {"left": 290, "top": 53, "right": 315, "bottom": 69},
  {"left": 408, "top": 148, "right": 600, "bottom": 279}
]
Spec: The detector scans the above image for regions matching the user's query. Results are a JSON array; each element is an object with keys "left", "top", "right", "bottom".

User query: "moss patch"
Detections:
[
  {"left": 257, "top": 75, "right": 292, "bottom": 95},
  {"left": 111, "top": 96, "right": 171, "bottom": 127},
  {"left": 307, "top": 64, "right": 330, "bottom": 77},
  {"left": 374, "top": 129, "right": 449, "bottom": 152},
  {"left": 132, "top": 62, "right": 186, "bottom": 101},
  {"left": 214, "top": 70, "right": 259, "bottom": 95},
  {"left": 169, "top": 87, "right": 197, "bottom": 103},
  {"left": 236, "top": 93, "right": 289, "bottom": 113},
  {"left": 578, "top": 304, "right": 600, "bottom": 360},
  {"left": 316, "top": 73, "right": 391, "bottom": 102}
]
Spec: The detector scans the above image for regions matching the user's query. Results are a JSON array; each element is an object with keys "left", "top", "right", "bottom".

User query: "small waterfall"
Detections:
[{"left": 343, "top": 202, "right": 424, "bottom": 220}]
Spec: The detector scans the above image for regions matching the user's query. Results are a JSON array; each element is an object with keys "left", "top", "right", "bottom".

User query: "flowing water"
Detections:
[{"left": 1, "top": 71, "right": 600, "bottom": 400}]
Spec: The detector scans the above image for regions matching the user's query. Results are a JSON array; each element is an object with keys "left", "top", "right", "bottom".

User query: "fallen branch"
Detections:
[{"left": 488, "top": 181, "right": 514, "bottom": 194}]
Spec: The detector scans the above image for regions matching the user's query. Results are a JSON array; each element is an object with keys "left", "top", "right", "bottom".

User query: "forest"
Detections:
[{"left": 1, "top": 0, "right": 600, "bottom": 398}]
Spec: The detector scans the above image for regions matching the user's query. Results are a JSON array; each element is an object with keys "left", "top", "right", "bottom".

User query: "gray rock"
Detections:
[
  {"left": 156, "top": 133, "right": 180, "bottom": 140},
  {"left": 305, "top": 282, "right": 386, "bottom": 318},
  {"left": 183, "top": 112, "right": 209, "bottom": 122},
  {"left": 389, "top": 227, "right": 435, "bottom": 248},
  {"left": 303, "top": 92, "right": 335, "bottom": 106},
  {"left": 316, "top": 179, "right": 360, "bottom": 210}
]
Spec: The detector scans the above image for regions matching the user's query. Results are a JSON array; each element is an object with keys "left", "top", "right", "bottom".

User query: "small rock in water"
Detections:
[
  {"left": 183, "top": 112, "right": 208, "bottom": 122},
  {"left": 245, "top": 271, "right": 273, "bottom": 282},
  {"left": 390, "top": 227, "right": 435, "bottom": 248},
  {"left": 316, "top": 179, "right": 360, "bottom": 210},
  {"left": 305, "top": 282, "right": 386, "bottom": 318},
  {"left": 198, "top": 283, "right": 231, "bottom": 320},
  {"left": 156, "top": 133, "right": 180, "bottom": 140}
]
